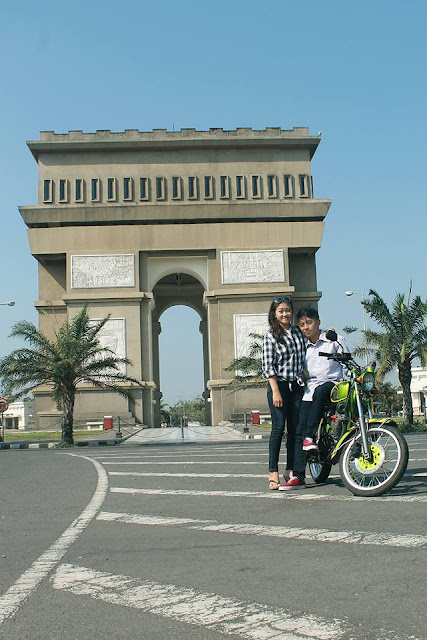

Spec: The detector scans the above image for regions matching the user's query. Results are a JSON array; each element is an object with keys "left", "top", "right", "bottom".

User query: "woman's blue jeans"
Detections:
[{"left": 268, "top": 380, "right": 304, "bottom": 473}]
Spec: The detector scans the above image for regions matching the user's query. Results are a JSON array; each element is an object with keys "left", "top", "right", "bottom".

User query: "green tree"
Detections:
[
  {"left": 168, "top": 397, "right": 206, "bottom": 427},
  {"left": 224, "top": 333, "right": 265, "bottom": 391},
  {"left": 375, "top": 381, "right": 402, "bottom": 415},
  {"left": 361, "top": 288, "right": 427, "bottom": 424},
  {"left": 0, "top": 305, "right": 142, "bottom": 445}
]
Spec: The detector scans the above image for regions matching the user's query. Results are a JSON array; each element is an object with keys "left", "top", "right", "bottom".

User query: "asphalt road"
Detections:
[{"left": 0, "top": 434, "right": 426, "bottom": 640}]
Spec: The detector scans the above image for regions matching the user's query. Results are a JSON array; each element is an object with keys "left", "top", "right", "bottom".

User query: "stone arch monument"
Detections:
[{"left": 19, "top": 127, "right": 331, "bottom": 428}]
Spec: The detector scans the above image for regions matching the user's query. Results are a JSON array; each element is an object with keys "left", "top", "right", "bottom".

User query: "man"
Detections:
[{"left": 280, "top": 308, "right": 349, "bottom": 490}]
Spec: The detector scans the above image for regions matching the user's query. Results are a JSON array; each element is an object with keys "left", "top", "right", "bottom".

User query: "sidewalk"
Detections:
[{"left": 0, "top": 424, "right": 271, "bottom": 449}]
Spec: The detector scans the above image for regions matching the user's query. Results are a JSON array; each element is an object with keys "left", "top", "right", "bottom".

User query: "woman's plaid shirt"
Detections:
[{"left": 262, "top": 326, "right": 306, "bottom": 382}]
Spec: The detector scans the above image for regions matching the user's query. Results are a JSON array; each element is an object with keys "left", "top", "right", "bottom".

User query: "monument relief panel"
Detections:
[
  {"left": 221, "top": 250, "right": 285, "bottom": 284},
  {"left": 89, "top": 318, "right": 126, "bottom": 374},
  {"left": 234, "top": 314, "right": 269, "bottom": 370},
  {"left": 71, "top": 254, "right": 135, "bottom": 288}
]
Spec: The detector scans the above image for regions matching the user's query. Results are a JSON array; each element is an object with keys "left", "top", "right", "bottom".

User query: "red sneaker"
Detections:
[
  {"left": 278, "top": 476, "right": 307, "bottom": 491},
  {"left": 302, "top": 437, "right": 318, "bottom": 452}
]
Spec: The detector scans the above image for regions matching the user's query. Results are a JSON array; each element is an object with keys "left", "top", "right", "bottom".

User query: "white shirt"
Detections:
[{"left": 303, "top": 330, "right": 350, "bottom": 402}]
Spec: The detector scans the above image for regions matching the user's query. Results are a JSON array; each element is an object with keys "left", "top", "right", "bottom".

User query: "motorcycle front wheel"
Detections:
[{"left": 339, "top": 424, "right": 409, "bottom": 497}]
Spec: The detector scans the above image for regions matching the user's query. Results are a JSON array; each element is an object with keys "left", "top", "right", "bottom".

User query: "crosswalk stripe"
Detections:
[
  {"left": 101, "top": 458, "right": 427, "bottom": 465},
  {"left": 110, "top": 486, "right": 427, "bottom": 502},
  {"left": 108, "top": 471, "right": 342, "bottom": 479},
  {"left": 109, "top": 471, "right": 267, "bottom": 478},
  {"left": 52, "top": 563, "right": 345, "bottom": 640},
  {"left": 103, "top": 461, "right": 263, "bottom": 465},
  {"left": 97, "top": 511, "right": 427, "bottom": 548},
  {"left": 96, "top": 452, "right": 269, "bottom": 458}
]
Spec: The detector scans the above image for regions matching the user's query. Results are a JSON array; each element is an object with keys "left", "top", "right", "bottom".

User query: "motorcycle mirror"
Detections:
[{"left": 325, "top": 329, "right": 337, "bottom": 342}]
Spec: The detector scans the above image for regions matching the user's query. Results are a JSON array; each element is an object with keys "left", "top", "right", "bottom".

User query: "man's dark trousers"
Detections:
[{"left": 293, "top": 381, "right": 335, "bottom": 478}]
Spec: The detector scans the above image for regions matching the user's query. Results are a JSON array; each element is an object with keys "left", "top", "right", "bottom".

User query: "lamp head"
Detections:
[{"left": 345, "top": 291, "right": 353, "bottom": 297}]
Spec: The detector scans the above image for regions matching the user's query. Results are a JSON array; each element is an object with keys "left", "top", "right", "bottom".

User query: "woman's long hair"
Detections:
[{"left": 268, "top": 298, "right": 293, "bottom": 341}]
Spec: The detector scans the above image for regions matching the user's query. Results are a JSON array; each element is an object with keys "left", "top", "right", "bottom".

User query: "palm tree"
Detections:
[
  {"left": 0, "top": 305, "right": 142, "bottom": 445},
  {"left": 224, "top": 332, "right": 265, "bottom": 391},
  {"left": 376, "top": 381, "right": 402, "bottom": 416},
  {"left": 361, "top": 288, "right": 427, "bottom": 424}
]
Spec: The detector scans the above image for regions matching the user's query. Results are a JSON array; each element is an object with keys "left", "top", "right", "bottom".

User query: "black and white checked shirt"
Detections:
[{"left": 262, "top": 326, "right": 306, "bottom": 383}]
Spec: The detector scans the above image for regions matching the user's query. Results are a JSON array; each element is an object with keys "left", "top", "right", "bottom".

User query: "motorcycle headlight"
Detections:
[{"left": 362, "top": 372, "right": 375, "bottom": 392}]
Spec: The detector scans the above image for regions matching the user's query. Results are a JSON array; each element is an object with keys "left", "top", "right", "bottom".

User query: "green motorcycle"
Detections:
[{"left": 308, "top": 336, "right": 409, "bottom": 497}]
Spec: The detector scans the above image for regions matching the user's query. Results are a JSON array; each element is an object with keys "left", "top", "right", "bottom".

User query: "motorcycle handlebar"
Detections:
[{"left": 318, "top": 352, "right": 353, "bottom": 362}]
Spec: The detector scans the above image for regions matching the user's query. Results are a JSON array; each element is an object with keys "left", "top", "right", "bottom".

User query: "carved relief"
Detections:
[
  {"left": 234, "top": 314, "right": 269, "bottom": 363},
  {"left": 221, "top": 250, "right": 285, "bottom": 284},
  {"left": 71, "top": 254, "right": 135, "bottom": 288},
  {"left": 89, "top": 318, "right": 126, "bottom": 375}
]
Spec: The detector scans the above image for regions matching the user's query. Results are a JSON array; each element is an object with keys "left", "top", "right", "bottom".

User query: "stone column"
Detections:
[
  {"left": 152, "top": 317, "right": 162, "bottom": 427},
  {"left": 140, "top": 296, "right": 156, "bottom": 428},
  {"left": 199, "top": 316, "right": 212, "bottom": 425}
]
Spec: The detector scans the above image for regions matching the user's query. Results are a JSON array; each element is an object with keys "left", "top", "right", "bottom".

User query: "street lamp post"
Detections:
[
  {"left": 0, "top": 301, "right": 15, "bottom": 443},
  {"left": 345, "top": 290, "right": 368, "bottom": 364}
]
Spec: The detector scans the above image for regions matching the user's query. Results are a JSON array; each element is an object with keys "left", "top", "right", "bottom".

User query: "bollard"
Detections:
[{"left": 243, "top": 412, "right": 249, "bottom": 433}]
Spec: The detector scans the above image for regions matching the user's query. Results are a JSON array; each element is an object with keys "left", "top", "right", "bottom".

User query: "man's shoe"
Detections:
[
  {"left": 278, "top": 476, "right": 307, "bottom": 491},
  {"left": 302, "top": 437, "right": 318, "bottom": 452}
]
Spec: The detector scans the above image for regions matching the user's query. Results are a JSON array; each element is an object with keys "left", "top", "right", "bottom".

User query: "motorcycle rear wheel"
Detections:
[
  {"left": 308, "top": 460, "right": 332, "bottom": 484},
  {"left": 339, "top": 424, "right": 408, "bottom": 497}
]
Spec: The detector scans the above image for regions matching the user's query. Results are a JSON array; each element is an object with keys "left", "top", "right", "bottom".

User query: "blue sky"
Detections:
[{"left": 1, "top": 0, "right": 426, "bottom": 405}]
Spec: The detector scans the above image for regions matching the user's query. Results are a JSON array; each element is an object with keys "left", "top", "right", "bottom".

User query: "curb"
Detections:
[
  {"left": 0, "top": 439, "right": 122, "bottom": 450},
  {"left": 0, "top": 428, "right": 269, "bottom": 449}
]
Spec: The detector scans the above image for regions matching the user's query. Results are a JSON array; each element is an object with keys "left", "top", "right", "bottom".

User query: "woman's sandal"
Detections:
[{"left": 269, "top": 478, "right": 280, "bottom": 490}]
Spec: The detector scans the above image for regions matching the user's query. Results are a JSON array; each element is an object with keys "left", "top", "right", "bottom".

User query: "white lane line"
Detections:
[
  {"left": 108, "top": 471, "right": 343, "bottom": 480},
  {"left": 52, "top": 563, "right": 345, "bottom": 640},
  {"left": 110, "top": 487, "right": 427, "bottom": 502},
  {"left": 109, "top": 471, "right": 267, "bottom": 478},
  {"left": 103, "top": 461, "right": 262, "bottom": 465},
  {"left": 100, "top": 457, "right": 427, "bottom": 465},
  {"left": 0, "top": 455, "right": 108, "bottom": 627},
  {"left": 97, "top": 511, "right": 427, "bottom": 549},
  {"left": 95, "top": 452, "right": 268, "bottom": 458},
  {"left": 413, "top": 473, "right": 427, "bottom": 477}
]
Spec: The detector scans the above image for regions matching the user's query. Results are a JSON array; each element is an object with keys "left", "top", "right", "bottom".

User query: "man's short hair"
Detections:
[{"left": 297, "top": 307, "right": 319, "bottom": 321}]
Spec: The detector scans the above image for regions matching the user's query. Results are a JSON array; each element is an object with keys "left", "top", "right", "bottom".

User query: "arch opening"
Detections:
[{"left": 153, "top": 274, "right": 210, "bottom": 427}]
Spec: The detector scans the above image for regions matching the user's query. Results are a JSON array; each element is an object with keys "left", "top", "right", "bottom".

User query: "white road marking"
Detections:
[
  {"left": 96, "top": 452, "right": 269, "bottom": 458},
  {"left": 97, "top": 511, "right": 427, "bottom": 548},
  {"left": 52, "top": 563, "right": 345, "bottom": 640},
  {"left": 109, "top": 471, "right": 267, "bottom": 478},
  {"left": 0, "top": 455, "right": 109, "bottom": 627},
  {"left": 103, "top": 461, "right": 263, "bottom": 465},
  {"left": 413, "top": 473, "right": 427, "bottom": 477},
  {"left": 108, "top": 471, "right": 343, "bottom": 480},
  {"left": 110, "top": 486, "right": 427, "bottom": 502}
]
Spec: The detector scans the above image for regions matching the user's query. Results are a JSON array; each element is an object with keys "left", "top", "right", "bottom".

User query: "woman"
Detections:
[{"left": 262, "top": 296, "right": 306, "bottom": 490}]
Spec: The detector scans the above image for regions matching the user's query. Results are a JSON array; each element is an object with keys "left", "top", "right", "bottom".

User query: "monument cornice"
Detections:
[
  {"left": 28, "top": 127, "right": 321, "bottom": 159},
  {"left": 203, "top": 289, "right": 322, "bottom": 302},
  {"left": 19, "top": 199, "right": 332, "bottom": 228}
]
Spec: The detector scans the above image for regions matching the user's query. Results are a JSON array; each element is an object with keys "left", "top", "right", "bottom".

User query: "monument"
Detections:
[{"left": 19, "top": 127, "right": 331, "bottom": 428}]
